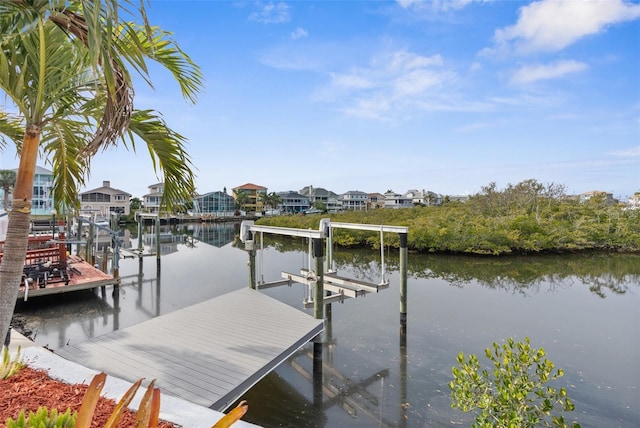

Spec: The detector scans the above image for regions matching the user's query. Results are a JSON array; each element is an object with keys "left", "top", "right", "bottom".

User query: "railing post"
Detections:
[{"left": 399, "top": 232, "right": 408, "bottom": 334}]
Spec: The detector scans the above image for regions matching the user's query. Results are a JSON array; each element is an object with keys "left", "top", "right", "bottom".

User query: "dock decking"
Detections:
[
  {"left": 55, "top": 288, "right": 324, "bottom": 411},
  {"left": 18, "top": 255, "right": 119, "bottom": 300}
]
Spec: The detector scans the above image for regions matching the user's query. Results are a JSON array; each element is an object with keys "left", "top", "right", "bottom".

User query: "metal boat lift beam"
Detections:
[
  {"left": 244, "top": 223, "right": 324, "bottom": 240},
  {"left": 326, "top": 221, "right": 408, "bottom": 234}
]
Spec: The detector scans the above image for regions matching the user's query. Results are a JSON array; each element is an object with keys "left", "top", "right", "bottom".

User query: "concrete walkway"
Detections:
[{"left": 7, "top": 329, "right": 259, "bottom": 428}]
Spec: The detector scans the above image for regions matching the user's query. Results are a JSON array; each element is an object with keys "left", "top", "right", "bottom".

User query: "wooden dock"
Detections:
[
  {"left": 18, "top": 254, "right": 119, "bottom": 300},
  {"left": 55, "top": 288, "right": 324, "bottom": 411}
]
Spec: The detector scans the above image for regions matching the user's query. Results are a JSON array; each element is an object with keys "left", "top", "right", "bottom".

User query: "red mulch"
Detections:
[{"left": 0, "top": 366, "right": 178, "bottom": 427}]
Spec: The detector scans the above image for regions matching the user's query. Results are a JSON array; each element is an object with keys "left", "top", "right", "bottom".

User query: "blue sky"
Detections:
[{"left": 5, "top": 0, "right": 640, "bottom": 200}]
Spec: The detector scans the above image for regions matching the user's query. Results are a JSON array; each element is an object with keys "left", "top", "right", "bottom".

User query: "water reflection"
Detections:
[
  {"left": 237, "top": 306, "right": 399, "bottom": 427},
  {"left": 12, "top": 224, "right": 640, "bottom": 428}
]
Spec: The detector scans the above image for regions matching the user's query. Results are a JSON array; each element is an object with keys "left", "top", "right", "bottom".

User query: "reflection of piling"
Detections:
[
  {"left": 399, "top": 323, "right": 408, "bottom": 428},
  {"left": 313, "top": 334, "right": 323, "bottom": 408},
  {"left": 399, "top": 232, "right": 408, "bottom": 334},
  {"left": 312, "top": 237, "right": 325, "bottom": 409}
]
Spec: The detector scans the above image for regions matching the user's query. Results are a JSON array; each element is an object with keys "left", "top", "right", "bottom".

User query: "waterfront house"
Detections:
[
  {"left": 628, "top": 193, "right": 640, "bottom": 210},
  {"left": 579, "top": 190, "right": 617, "bottom": 206},
  {"left": 79, "top": 180, "right": 132, "bottom": 218},
  {"left": 404, "top": 189, "right": 444, "bottom": 206},
  {"left": 232, "top": 183, "right": 267, "bottom": 213},
  {"left": 143, "top": 183, "right": 164, "bottom": 213},
  {"left": 368, "top": 192, "right": 386, "bottom": 209},
  {"left": 339, "top": 190, "right": 369, "bottom": 211},
  {"left": 192, "top": 190, "right": 236, "bottom": 217},
  {"left": 277, "top": 191, "right": 310, "bottom": 214},
  {"left": 383, "top": 190, "right": 413, "bottom": 209},
  {"left": 299, "top": 185, "right": 341, "bottom": 212},
  {"left": 5, "top": 166, "right": 55, "bottom": 216},
  {"left": 404, "top": 189, "right": 423, "bottom": 205}
]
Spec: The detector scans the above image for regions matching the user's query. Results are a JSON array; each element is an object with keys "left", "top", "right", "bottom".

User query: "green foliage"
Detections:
[
  {"left": 130, "top": 197, "right": 143, "bottom": 211},
  {"left": 6, "top": 407, "right": 76, "bottom": 428},
  {"left": 1, "top": 345, "right": 25, "bottom": 379},
  {"left": 256, "top": 180, "right": 640, "bottom": 255},
  {"left": 450, "top": 337, "right": 579, "bottom": 428}
]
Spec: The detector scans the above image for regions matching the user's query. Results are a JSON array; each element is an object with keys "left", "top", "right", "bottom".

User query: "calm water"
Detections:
[{"left": 13, "top": 223, "right": 640, "bottom": 427}]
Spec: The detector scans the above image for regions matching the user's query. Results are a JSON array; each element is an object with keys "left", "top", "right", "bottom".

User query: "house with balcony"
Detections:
[
  {"left": 368, "top": 192, "right": 386, "bottom": 209},
  {"left": 404, "top": 189, "right": 444, "bottom": 206},
  {"left": 143, "top": 183, "right": 164, "bottom": 213},
  {"left": 299, "top": 185, "right": 341, "bottom": 212},
  {"left": 79, "top": 180, "right": 131, "bottom": 218},
  {"left": 383, "top": 190, "right": 413, "bottom": 209},
  {"left": 232, "top": 183, "right": 267, "bottom": 213},
  {"left": 6, "top": 166, "right": 55, "bottom": 216},
  {"left": 339, "top": 190, "right": 369, "bottom": 211},
  {"left": 277, "top": 190, "right": 310, "bottom": 214}
]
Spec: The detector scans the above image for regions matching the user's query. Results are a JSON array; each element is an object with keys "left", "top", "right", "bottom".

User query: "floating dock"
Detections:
[{"left": 55, "top": 288, "right": 324, "bottom": 411}]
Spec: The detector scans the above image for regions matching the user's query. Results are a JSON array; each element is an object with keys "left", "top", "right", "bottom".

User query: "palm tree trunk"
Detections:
[{"left": 0, "top": 125, "right": 39, "bottom": 346}]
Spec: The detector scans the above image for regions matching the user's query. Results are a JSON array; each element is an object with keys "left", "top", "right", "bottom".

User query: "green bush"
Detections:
[{"left": 450, "top": 337, "right": 579, "bottom": 427}]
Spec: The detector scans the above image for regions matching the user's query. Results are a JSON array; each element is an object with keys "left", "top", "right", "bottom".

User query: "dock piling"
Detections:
[
  {"left": 313, "top": 237, "right": 324, "bottom": 321},
  {"left": 399, "top": 232, "right": 408, "bottom": 334}
]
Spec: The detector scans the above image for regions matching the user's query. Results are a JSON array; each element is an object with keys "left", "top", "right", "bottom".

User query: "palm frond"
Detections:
[
  {"left": 41, "top": 118, "right": 91, "bottom": 212},
  {"left": 116, "top": 23, "right": 204, "bottom": 104},
  {"left": 0, "top": 111, "right": 23, "bottom": 149},
  {"left": 126, "top": 109, "right": 197, "bottom": 211}
]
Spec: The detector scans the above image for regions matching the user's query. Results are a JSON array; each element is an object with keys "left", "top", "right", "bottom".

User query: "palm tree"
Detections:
[
  {"left": 0, "top": 1, "right": 203, "bottom": 344},
  {"left": 0, "top": 170, "right": 16, "bottom": 211},
  {"left": 233, "top": 189, "right": 250, "bottom": 214},
  {"left": 266, "top": 192, "right": 282, "bottom": 211}
]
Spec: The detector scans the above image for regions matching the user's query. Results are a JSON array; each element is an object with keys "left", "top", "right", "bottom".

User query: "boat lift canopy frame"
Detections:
[
  {"left": 321, "top": 219, "right": 408, "bottom": 285},
  {"left": 240, "top": 219, "right": 408, "bottom": 305}
]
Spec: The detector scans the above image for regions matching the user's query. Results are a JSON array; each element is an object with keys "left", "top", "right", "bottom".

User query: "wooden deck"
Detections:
[
  {"left": 55, "top": 288, "right": 325, "bottom": 411},
  {"left": 18, "top": 254, "right": 119, "bottom": 300}
]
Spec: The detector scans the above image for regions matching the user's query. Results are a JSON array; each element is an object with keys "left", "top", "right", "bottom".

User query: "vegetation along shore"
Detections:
[{"left": 257, "top": 181, "right": 640, "bottom": 255}]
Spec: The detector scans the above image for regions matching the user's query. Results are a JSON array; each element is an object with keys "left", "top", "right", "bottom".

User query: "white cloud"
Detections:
[
  {"left": 325, "top": 50, "right": 456, "bottom": 119},
  {"left": 609, "top": 146, "right": 640, "bottom": 158},
  {"left": 511, "top": 60, "right": 588, "bottom": 84},
  {"left": 291, "top": 27, "right": 308, "bottom": 40},
  {"left": 396, "top": 0, "right": 484, "bottom": 12},
  {"left": 249, "top": 2, "right": 290, "bottom": 24},
  {"left": 330, "top": 73, "right": 373, "bottom": 90},
  {"left": 494, "top": 0, "right": 640, "bottom": 53}
]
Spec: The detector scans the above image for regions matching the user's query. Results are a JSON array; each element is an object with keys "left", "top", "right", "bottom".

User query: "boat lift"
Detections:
[{"left": 240, "top": 219, "right": 409, "bottom": 329}]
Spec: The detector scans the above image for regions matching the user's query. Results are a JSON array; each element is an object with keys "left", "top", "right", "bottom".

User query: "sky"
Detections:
[{"left": 3, "top": 0, "right": 640, "bottom": 200}]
